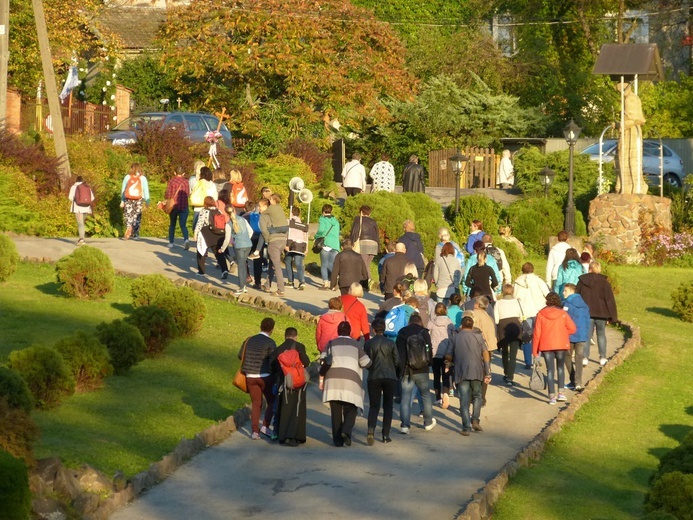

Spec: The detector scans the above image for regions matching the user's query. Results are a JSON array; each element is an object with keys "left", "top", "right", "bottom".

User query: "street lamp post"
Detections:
[
  {"left": 539, "top": 166, "right": 556, "bottom": 198},
  {"left": 449, "top": 151, "right": 467, "bottom": 214},
  {"left": 563, "top": 119, "right": 582, "bottom": 234}
]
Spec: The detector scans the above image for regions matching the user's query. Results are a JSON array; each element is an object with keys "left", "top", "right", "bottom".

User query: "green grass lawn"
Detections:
[
  {"left": 493, "top": 265, "right": 693, "bottom": 519},
  {"left": 0, "top": 263, "right": 318, "bottom": 477}
]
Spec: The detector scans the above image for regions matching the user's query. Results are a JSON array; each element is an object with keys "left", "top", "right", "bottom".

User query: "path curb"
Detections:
[{"left": 454, "top": 322, "right": 642, "bottom": 520}]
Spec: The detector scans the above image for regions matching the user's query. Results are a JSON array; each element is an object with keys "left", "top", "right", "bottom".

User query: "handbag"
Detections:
[
  {"left": 232, "top": 338, "right": 250, "bottom": 393},
  {"left": 318, "top": 346, "right": 333, "bottom": 377},
  {"left": 352, "top": 216, "right": 363, "bottom": 254},
  {"left": 312, "top": 222, "right": 335, "bottom": 254},
  {"left": 517, "top": 301, "right": 534, "bottom": 344},
  {"left": 163, "top": 186, "right": 181, "bottom": 214},
  {"left": 529, "top": 358, "right": 546, "bottom": 391}
]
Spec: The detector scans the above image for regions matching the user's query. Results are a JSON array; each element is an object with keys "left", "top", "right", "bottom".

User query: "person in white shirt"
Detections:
[
  {"left": 546, "top": 230, "right": 571, "bottom": 289},
  {"left": 369, "top": 154, "right": 395, "bottom": 192},
  {"left": 342, "top": 153, "right": 366, "bottom": 196},
  {"left": 497, "top": 149, "right": 514, "bottom": 189}
]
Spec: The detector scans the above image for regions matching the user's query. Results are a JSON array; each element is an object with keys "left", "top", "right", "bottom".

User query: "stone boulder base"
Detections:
[{"left": 588, "top": 193, "right": 671, "bottom": 262}]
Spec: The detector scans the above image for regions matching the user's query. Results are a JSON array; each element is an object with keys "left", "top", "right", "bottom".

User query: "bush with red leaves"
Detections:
[
  {"left": 0, "top": 128, "right": 62, "bottom": 195},
  {"left": 282, "top": 138, "right": 331, "bottom": 183}
]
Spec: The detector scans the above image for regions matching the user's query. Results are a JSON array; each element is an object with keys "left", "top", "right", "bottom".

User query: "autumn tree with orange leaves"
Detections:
[{"left": 157, "top": 0, "right": 417, "bottom": 142}]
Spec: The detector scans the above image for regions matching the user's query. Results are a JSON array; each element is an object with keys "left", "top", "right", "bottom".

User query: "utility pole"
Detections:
[
  {"left": 0, "top": 0, "right": 9, "bottom": 127},
  {"left": 32, "top": 0, "right": 71, "bottom": 185}
]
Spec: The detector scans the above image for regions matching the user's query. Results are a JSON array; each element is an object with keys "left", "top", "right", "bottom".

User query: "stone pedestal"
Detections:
[{"left": 588, "top": 193, "right": 671, "bottom": 263}]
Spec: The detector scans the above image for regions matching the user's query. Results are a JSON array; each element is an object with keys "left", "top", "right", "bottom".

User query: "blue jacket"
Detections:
[
  {"left": 563, "top": 293, "right": 591, "bottom": 343},
  {"left": 555, "top": 260, "right": 584, "bottom": 301}
]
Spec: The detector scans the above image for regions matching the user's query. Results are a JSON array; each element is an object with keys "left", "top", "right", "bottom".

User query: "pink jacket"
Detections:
[{"left": 316, "top": 310, "right": 347, "bottom": 352}]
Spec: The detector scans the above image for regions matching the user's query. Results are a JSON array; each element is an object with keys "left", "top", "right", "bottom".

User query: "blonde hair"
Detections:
[
  {"left": 412, "top": 279, "right": 428, "bottom": 295},
  {"left": 229, "top": 169, "right": 242, "bottom": 183},
  {"left": 193, "top": 160, "right": 205, "bottom": 179},
  {"left": 227, "top": 205, "right": 240, "bottom": 234},
  {"left": 348, "top": 282, "right": 364, "bottom": 298}
]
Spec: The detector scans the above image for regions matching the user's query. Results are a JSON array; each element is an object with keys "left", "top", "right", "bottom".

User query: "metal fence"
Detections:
[{"left": 428, "top": 147, "right": 499, "bottom": 188}]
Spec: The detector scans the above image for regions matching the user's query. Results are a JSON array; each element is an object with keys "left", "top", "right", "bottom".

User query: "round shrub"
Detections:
[
  {"left": 153, "top": 286, "right": 207, "bottom": 337},
  {"left": 493, "top": 235, "right": 524, "bottom": 282},
  {"left": 0, "top": 367, "right": 33, "bottom": 412},
  {"left": 131, "top": 274, "right": 176, "bottom": 308},
  {"left": 504, "top": 197, "right": 565, "bottom": 255},
  {"left": 7, "top": 346, "right": 75, "bottom": 409},
  {"left": 95, "top": 320, "right": 146, "bottom": 375},
  {"left": 0, "top": 449, "right": 31, "bottom": 520},
  {"left": 340, "top": 191, "right": 415, "bottom": 248},
  {"left": 653, "top": 431, "right": 693, "bottom": 481},
  {"left": 645, "top": 471, "right": 693, "bottom": 519},
  {"left": 672, "top": 281, "right": 693, "bottom": 323},
  {"left": 53, "top": 331, "right": 113, "bottom": 391},
  {"left": 55, "top": 246, "right": 115, "bottom": 299},
  {"left": 445, "top": 194, "right": 501, "bottom": 242},
  {"left": 0, "top": 234, "right": 19, "bottom": 282},
  {"left": 0, "top": 398, "right": 39, "bottom": 465},
  {"left": 125, "top": 305, "right": 179, "bottom": 357}
]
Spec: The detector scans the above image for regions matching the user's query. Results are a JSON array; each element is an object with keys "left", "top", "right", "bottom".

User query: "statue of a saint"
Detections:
[{"left": 616, "top": 83, "right": 648, "bottom": 194}]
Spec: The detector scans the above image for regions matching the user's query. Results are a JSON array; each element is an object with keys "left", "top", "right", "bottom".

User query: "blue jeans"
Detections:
[
  {"left": 168, "top": 207, "right": 189, "bottom": 244},
  {"left": 234, "top": 247, "right": 251, "bottom": 290},
  {"left": 400, "top": 372, "right": 433, "bottom": 428},
  {"left": 542, "top": 350, "right": 566, "bottom": 397},
  {"left": 521, "top": 317, "right": 535, "bottom": 367},
  {"left": 320, "top": 248, "right": 338, "bottom": 281},
  {"left": 585, "top": 318, "right": 607, "bottom": 360},
  {"left": 285, "top": 253, "right": 305, "bottom": 284},
  {"left": 457, "top": 379, "right": 482, "bottom": 431}
]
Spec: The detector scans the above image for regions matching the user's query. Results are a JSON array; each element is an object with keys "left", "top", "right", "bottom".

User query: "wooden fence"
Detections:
[
  {"left": 20, "top": 99, "right": 112, "bottom": 135},
  {"left": 428, "top": 147, "right": 500, "bottom": 188}
]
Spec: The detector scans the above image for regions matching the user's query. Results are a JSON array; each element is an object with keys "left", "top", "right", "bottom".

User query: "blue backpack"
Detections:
[
  {"left": 245, "top": 212, "right": 261, "bottom": 234},
  {"left": 384, "top": 305, "right": 410, "bottom": 338}
]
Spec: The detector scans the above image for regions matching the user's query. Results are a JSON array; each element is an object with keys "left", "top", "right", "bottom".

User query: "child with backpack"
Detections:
[
  {"left": 68, "top": 176, "right": 94, "bottom": 246},
  {"left": 193, "top": 196, "right": 229, "bottom": 278}
]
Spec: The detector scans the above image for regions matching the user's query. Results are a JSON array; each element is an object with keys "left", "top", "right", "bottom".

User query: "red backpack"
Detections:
[
  {"left": 277, "top": 349, "right": 306, "bottom": 390},
  {"left": 74, "top": 183, "right": 93, "bottom": 207},
  {"left": 124, "top": 175, "right": 143, "bottom": 200},
  {"left": 230, "top": 182, "right": 248, "bottom": 208},
  {"left": 208, "top": 208, "right": 226, "bottom": 235}
]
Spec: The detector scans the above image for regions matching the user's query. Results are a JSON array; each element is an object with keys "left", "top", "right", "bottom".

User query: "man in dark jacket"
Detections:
[
  {"left": 576, "top": 261, "right": 618, "bottom": 367},
  {"left": 331, "top": 239, "right": 369, "bottom": 294},
  {"left": 381, "top": 242, "right": 409, "bottom": 300},
  {"left": 396, "top": 314, "right": 436, "bottom": 434},
  {"left": 349, "top": 205, "right": 380, "bottom": 285},
  {"left": 398, "top": 220, "right": 426, "bottom": 277},
  {"left": 402, "top": 154, "right": 426, "bottom": 193}
]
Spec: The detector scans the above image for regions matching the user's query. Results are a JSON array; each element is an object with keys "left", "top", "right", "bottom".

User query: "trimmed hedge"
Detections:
[
  {"left": 55, "top": 246, "right": 115, "bottom": 299},
  {"left": 124, "top": 305, "right": 179, "bottom": 357},
  {"left": 153, "top": 287, "right": 206, "bottom": 337},
  {"left": 445, "top": 194, "right": 502, "bottom": 242},
  {"left": 0, "top": 234, "right": 19, "bottom": 282},
  {"left": 0, "top": 367, "right": 33, "bottom": 412},
  {"left": 645, "top": 471, "right": 693, "bottom": 519},
  {"left": 340, "top": 191, "right": 415, "bottom": 250},
  {"left": 0, "top": 449, "right": 31, "bottom": 520},
  {"left": 7, "top": 346, "right": 75, "bottom": 409},
  {"left": 53, "top": 331, "right": 113, "bottom": 391},
  {"left": 0, "top": 398, "right": 39, "bottom": 465},
  {"left": 672, "top": 281, "right": 693, "bottom": 323},
  {"left": 95, "top": 320, "right": 146, "bottom": 375},
  {"left": 130, "top": 274, "right": 176, "bottom": 308}
]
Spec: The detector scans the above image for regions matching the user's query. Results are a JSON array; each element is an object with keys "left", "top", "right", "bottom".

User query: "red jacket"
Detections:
[
  {"left": 532, "top": 306, "right": 576, "bottom": 356},
  {"left": 316, "top": 310, "right": 347, "bottom": 352},
  {"left": 340, "top": 294, "right": 371, "bottom": 341}
]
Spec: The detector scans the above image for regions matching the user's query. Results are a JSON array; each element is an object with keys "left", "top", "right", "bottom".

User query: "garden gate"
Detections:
[{"left": 428, "top": 147, "right": 499, "bottom": 189}]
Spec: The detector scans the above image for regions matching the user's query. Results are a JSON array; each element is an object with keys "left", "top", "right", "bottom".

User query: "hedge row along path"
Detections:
[{"left": 11, "top": 234, "right": 623, "bottom": 519}]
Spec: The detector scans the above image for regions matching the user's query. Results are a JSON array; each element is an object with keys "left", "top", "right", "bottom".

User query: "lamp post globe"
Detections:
[
  {"left": 563, "top": 119, "right": 581, "bottom": 234},
  {"left": 539, "top": 166, "right": 556, "bottom": 198}
]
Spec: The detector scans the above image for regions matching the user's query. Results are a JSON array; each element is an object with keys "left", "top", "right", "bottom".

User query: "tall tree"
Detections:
[{"left": 156, "top": 0, "right": 416, "bottom": 140}]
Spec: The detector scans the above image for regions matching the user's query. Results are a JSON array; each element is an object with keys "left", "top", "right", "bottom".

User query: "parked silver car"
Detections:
[
  {"left": 580, "top": 139, "right": 685, "bottom": 187},
  {"left": 105, "top": 112, "right": 233, "bottom": 148}
]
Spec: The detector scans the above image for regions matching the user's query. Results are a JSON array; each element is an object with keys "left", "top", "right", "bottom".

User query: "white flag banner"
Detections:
[{"left": 59, "top": 66, "right": 80, "bottom": 102}]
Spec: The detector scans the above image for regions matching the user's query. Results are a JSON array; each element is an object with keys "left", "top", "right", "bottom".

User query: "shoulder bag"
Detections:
[
  {"left": 163, "top": 186, "right": 182, "bottom": 214},
  {"left": 319, "top": 345, "right": 333, "bottom": 377},
  {"left": 232, "top": 338, "right": 250, "bottom": 393},
  {"left": 312, "top": 222, "right": 334, "bottom": 254},
  {"left": 517, "top": 300, "right": 534, "bottom": 344}
]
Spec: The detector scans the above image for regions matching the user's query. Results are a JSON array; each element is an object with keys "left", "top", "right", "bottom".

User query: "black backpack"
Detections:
[
  {"left": 486, "top": 244, "right": 503, "bottom": 271},
  {"left": 406, "top": 331, "right": 431, "bottom": 370}
]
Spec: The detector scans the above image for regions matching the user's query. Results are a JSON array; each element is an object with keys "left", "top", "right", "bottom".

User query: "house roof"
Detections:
[
  {"left": 98, "top": 7, "right": 167, "bottom": 51},
  {"left": 593, "top": 43, "right": 664, "bottom": 81}
]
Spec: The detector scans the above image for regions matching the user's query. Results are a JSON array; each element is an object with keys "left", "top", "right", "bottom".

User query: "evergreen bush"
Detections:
[
  {"left": 652, "top": 431, "right": 693, "bottom": 481},
  {"left": 130, "top": 274, "right": 176, "bottom": 308},
  {"left": 645, "top": 471, "right": 693, "bottom": 520},
  {"left": 7, "top": 346, "right": 75, "bottom": 409},
  {"left": 55, "top": 246, "right": 115, "bottom": 299},
  {"left": 125, "top": 305, "right": 179, "bottom": 357},
  {"left": 503, "top": 197, "right": 565, "bottom": 255},
  {"left": 95, "top": 320, "right": 146, "bottom": 375},
  {"left": 340, "top": 191, "right": 415, "bottom": 248},
  {"left": 0, "top": 449, "right": 31, "bottom": 520},
  {"left": 0, "top": 233, "right": 19, "bottom": 282},
  {"left": 672, "top": 281, "right": 693, "bottom": 323},
  {"left": 0, "top": 398, "right": 39, "bottom": 465},
  {"left": 53, "top": 331, "right": 113, "bottom": 391},
  {"left": 400, "top": 193, "right": 448, "bottom": 257},
  {"left": 445, "top": 194, "right": 502, "bottom": 245},
  {"left": 493, "top": 235, "right": 523, "bottom": 281},
  {"left": 153, "top": 287, "right": 207, "bottom": 337},
  {"left": 0, "top": 367, "right": 33, "bottom": 412}
]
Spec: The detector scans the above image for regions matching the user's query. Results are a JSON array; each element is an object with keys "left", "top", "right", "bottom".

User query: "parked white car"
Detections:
[{"left": 580, "top": 140, "right": 685, "bottom": 188}]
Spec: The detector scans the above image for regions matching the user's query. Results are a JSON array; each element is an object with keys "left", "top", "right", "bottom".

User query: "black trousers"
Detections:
[
  {"left": 345, "top": 187, "right": 362, "bottom": 197},
  {"left": 367, "top": 379, "right": 397, "bottom": 437},
  {"left": 329, "top": 400, "right": 357, "bottom": 446}
]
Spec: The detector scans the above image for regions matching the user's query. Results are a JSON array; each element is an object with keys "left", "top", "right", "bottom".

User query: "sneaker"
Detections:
[
  {"left": 557, "top": 393, "right": 567, "bottom": 402},
  {"left": 233, "top": 289, "right": 243, "bottom": 296},
  {"left": 275, "top": 291, "right": 285, "bottom": 297},
  {"left": 242, "top": 287, "right": 248, "bottom": 293},
  {"left": 449, "top": 389, "right": 455, "bottom": 398},
  {"left": 582, "top": 358, "right": 589, "bottom": 367},
  {"left": 262, "top": 285, "right": 271, "bottom": 293},
  {"left": 418, "top": 411, "right": 424, "bottom": 418},
  {"left": 442, "top": 393, "right": 449, "bottom": 409},
  {"left": 367, "top": 431, "right": 375, "bottom": 446},
  {"left": 76, "top": 238, "right": 85, "bottom": 246},
  {"left": 341, "top": 432, "right": 351, "bottom": 447},
  {"left": 566, "top": 383, "right": 576, "bottom": 391},
  {"left": 221, "top": 271, "right": 229, "bottom": 280},
  {"left": 575, "top": 385, "right": 584, "bottom": 392},
  {"left": 424, "top": 418, "right": 437, "bottom": 431},
  {"left": 400, "top": 426, "right": 410, "bottom": 435},
  {"left": 167, "top": 242, "right": 174, "bottom": 249},
  {"left": 319, "top": 285, "right": 330, "bottom": 291},
  {"left": 382, "top": 435, "right": 392, "bottom": 444},
  {"left": 260, "top": 425, "right": 273, "bottom": 439},
  {"left": 471, "top": 420, "right": 483, "bottom": 432},
  {"left": 298, "top": 283, "right": 305, "bottom": 291},
  {"left": 600, "top": 358, "right": 608, "bottom": 366},
  {"left": 184, "top": 240, "right": 190, "bottom": 251},
  {"left": 251, "top": 432, "right": 260, "bottom": 440},
  {"left": 252, "top": 284, "right": 262, "bottom": 290},
  {"left": 248, "top": 251, "right": 260, "bottom": 260},
  {"left": 506, "top": 380, "right": 514, "bottom": 387},
  {"left": 196, "top": 272, "right": 206, "bottom": 277},
  {"left": 459, "top": 429, "right": 471, "bottom": 436},
  {"left": 549, "top": 397, "right": 557, "bottom": 405},
  {"left": 132, "top": 236, "right": 140, "bottom": 241}
]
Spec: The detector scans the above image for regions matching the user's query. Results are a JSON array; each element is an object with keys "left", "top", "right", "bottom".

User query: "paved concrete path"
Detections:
[{"left": 11, "top": 235, "right": 622, "bottom": 520}]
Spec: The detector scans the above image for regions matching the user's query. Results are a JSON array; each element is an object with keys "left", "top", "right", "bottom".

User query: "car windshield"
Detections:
[
  {"left": 582, "top": 142, "right": 617, "bottom": 155},
  {"left": 112, "top": 114, "right": 166, "bottom": 131}
]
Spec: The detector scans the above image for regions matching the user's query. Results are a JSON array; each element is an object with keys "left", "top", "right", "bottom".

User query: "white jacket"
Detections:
[
  {"left": 546, "top": 241, "right": 571, "bottom": 285},
  {"left": 342, "top": 160, "right": 366, "bottom": 190},
  {"left": 513, "top": 273, "right": 550, "bottom": 318}
]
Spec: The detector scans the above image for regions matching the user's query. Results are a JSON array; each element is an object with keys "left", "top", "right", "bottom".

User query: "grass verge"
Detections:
[
  {"left": 0, "top": 262, "right": 318, "bottom": 478},
  {"left": 492, "top": 265, "right": 693, "bottom": 519}
]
